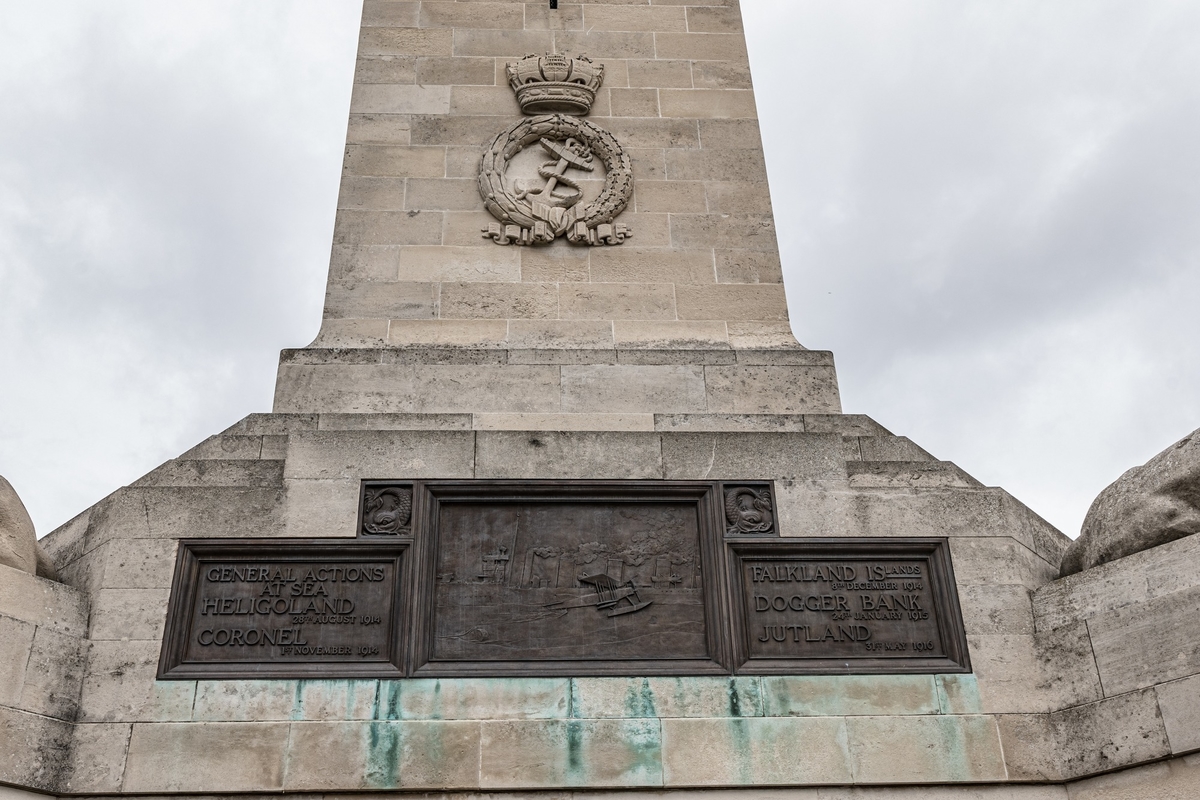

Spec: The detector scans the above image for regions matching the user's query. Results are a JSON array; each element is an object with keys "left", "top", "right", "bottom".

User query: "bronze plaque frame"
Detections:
[
  {"left": 408, "top": 480, "right": 732, "bottom": 677},
  {"left": 157, "top": 481, "right": 974, "bottom": 679},
  {"left": 158, "top": 539, "right": 409, "bottom": 679},
  {"left": 726, "top": 538, "right": 971, "bottom": 674}
]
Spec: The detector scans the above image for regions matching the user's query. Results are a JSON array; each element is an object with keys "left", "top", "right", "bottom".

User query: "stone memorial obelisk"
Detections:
[{"left": 4, "top": 2, "right": 1200, "bottom": 798}]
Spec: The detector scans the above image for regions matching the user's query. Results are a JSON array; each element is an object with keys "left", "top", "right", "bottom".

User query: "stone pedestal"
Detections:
[{"left": 5, "top": 2, "right": 1200, "bottom": 797}]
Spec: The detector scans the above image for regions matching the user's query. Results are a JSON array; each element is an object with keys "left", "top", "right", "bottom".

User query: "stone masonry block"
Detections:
[
  {"left": 122, "top": 721, "right": 290, "bottom": 792},
  {"left": 671, "top": 214, "right": 778, "bottom": 252},
  {"left": 520, "top": 246, "right": 590, "bottom": 282},
  {"left": 284, "top": 429, "right": 476, "bottom": 480},
  {"left": 399, "top": 678, "right": 570, "bottom": 720},
  {"left": 1053, "top": 688, "right": 1171, "bottom": 780},
  {"left": 704, "top": 365, "right": 842, "bottom": 414},
  {"left": 350, "top": 84, "right": 451, "bottom": 115},
  {"left": 662, "top": 716, "right": 851, "bottom": 786},
  {"left": 19, "top": 625, "right": 86, "bottom": 720},
  {"left": 1156, "top": 672, "right": 1200, "bottom": 753},
  {"left": 967, "top": 626, "right": 1102, "bottom": 715},
  {"left": 508, "top": 320, "right": 615, "bottom": 349},
  {"left": 99, "top": 537, "right": 175, "bottom": 587},
  {"left": 582, "top": 4, "right": 686, "bottom": 32},
  {"left": 654, "top": 414, "right": 806, "bottom": 433},
  {"left": 660, "top": 89, "right": 757, "bottom": 119},
  {"left": 360, "top": 1, "right": 418, "bottom": 29},
  {"left": 716, "top": 249, "right": 783, "bottom": 283},
  {"left": 347, "top": 113, "right": 412, "bottom": 145},
  {"left": 676, "top": 284, "right": 787, "bottom": 321},
  {"left": 452, "top": 29, "right": 553, "bottom": 58},
  {"left": 449, "top": 85, "right": 521, "bottom": 116},
  {"left": 692, "top": 60, "right": 754, "bottom": 91},
  {"left": 613, "top": 321, "right": 730, "bottom": 349},
  {"left": 475, "top": 431, "right": 663, "bottom": 480},
  {"left": 590, "top": 248, "right": 715, "bottom": 284},
  {"left": 845, "top": 715, "right": 1007, "bottom": 783},
  {"left": 554, "top": 30, "right": 656, "bottom": 60},
  {"left": 1032, "top": 533, "right": 1200, "bottom": 632},
  {"left": 387, "top": 319, "right": 509, "bottom": 347},
  {"left": 726, "top": 321, "right": 801, "bottom": 348},
  {"left": 355, "top": 56, "right": 418, "bottom": 85},
  {"left": 283, "top": 479, "right": 360, "bottom": 539},
  {"left": 178, "top": 434, "right": 263, "bottom": 460},
  {"left": 62, "top": 722, "right": 131, "bottom": 794},
  {"left": 1067, "top": 756, "right": 1200, "bottom": 800},
  {"left": 415, "top": 56, "right": 497, "bottom": 86},
  {"left": 570, "top": 676, "right": 763, "bottom": 719},
  {"left": 343, "top": 145, "right": 446, "bottom": 178},
  {"left": 559, "top": 283, "right": 677, "bottom": 321},
  {"left": 759, "top": 675, "right": 940, "bottom": 717},
  {"left": 334, "top": 209, "right": 445, "bottom": 247},
  {"left": 193, "top": 680, "right": 298, "bottom": 721},
  {"left": 633, "top": 181, "right": 708, "bottom": 213},
  {"left": 0, "top": 616, "right": 34, "bottom": 706},
  {"left": 325, "top": 281, "right": 437, "bottom": 321},
  {"left": 655, "top": 32, "right": 748, "bottom": 62},
  {"left": 687, "top": 6, "right": 745, "bottom": 34},
  {"left": 131, "top": 459, "right": 284, "bottom": 489},
  {"left": 1087, "top": 585, "right": 1200, "bottom": 695},
  {"left": 473, "top": 413, "right": 654, "bottom": 432},
  {"left": 480, "top": 718, "right": 662, "bottom": 788},
  {"left": 440, "top": 282, "right": 559, "bottom": 319},
  {"left": 0, "top": 563, "right": 88, "bottom": 635},
  {"left": 79, "top": 639, "right": 195, "bottom": 723},
  {"left": 397, "top": 245, "right": 520, "bottom": 282},
  {"left": 338, "top": 175, "right": 407, "bottom": 210},
  {"left": 660, "top": 432, "right": 846, "bottom": 482},
  {"left": 0, "top": 705, "right": 72, "bottom": 792},
  {"left": 420, "top": 2, "right": 524, "bottom": 30},
  {"left": 958, "top": 582, "right": 1035, "bottom": 635},
  {"left": 360, "top": 27, "right": 453, "bottom": 57},
  {"left": 561, "top": 365, "right": 707, "bottom": 414},
  {"left": 524, "top": 2, "right": 584, "bottom": 32},
  {"left": 705, "top": 180, "right": 774, "bottom": 214},
  {"left": 628, "top": 59, "right": 694, "bottom": 89}
]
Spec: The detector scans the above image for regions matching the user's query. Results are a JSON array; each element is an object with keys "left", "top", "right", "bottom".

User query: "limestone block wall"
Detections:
[
  {"left": 273, "top": 347, "right": 841, "bottom": 415},
  {"left": 319, "top": 0, "right": 794, "bottom": 353},
  {"left": 0, "top": 564, "right": 88, "bottom": 792}
]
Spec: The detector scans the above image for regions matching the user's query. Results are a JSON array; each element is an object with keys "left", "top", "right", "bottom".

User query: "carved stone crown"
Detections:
[{"left": 506, "top": 53, "right": 604, "bottom": 116}]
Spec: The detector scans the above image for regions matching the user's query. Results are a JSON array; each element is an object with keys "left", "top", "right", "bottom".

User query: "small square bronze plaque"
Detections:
[{"left": 158, "top": 539, "right": 408, "bottom": 679}]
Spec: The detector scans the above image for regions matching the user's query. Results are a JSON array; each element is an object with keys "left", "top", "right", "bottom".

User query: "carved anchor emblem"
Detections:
[{"left": 514, "top": 137, "right": 594, "bottom": 207}]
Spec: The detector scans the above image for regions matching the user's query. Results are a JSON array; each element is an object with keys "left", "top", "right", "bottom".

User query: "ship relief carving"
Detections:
[
  {"left": 723, "top": 484, "right": 776, "bottom": 536},
  {"left": 360, "top": 484, "right": 413, "bottom": 536},
  {"left": 479, "top": 53, "right": 633, "bottom": 247}
]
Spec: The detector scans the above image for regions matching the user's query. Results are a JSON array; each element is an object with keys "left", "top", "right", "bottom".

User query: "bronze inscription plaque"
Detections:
[
  {"left": 158, "top": 483, "right": 971, "bottom": 678},
  {"left": 410, "top": 482, "right": 728, "bottom": 676},
  {"left": 730, "top": 539, "right": 970, "bottom": 674},
  {"left": 158, "top": 540, "right": 407, "bottom": 679}
]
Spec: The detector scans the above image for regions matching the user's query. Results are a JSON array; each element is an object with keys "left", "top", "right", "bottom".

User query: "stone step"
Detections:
[
  {"left": 847, "top": 460, "right": 983, "bottom": 489},
  {"left": 130, "top": 460, "right": 285, "bottom": 489}
]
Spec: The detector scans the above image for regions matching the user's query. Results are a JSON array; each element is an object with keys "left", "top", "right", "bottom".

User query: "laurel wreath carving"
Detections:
[{"left": 478, "top": 114, "right": 633, "bottom": 245}]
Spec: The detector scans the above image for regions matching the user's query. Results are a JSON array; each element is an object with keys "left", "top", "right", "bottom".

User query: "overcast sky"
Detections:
[{"left": 1, "top": 1, "right": 1197, "bottom": 541}]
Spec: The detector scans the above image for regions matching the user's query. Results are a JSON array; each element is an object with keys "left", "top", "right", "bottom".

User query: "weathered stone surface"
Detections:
[
  {"left": 571, "top": 677, "right": 762, "bottom": 720},
  {"left": 18, "top": 625, "right": 86, "bottom": 720},
  {"left": 1156, "top": 673, "right": 1200, "bottom": 754},
  {"left": 78, "top": 639, "right": 195, "bottom": 723},
  {"left": 967, "top": 625, "right": 1102, "bottom": 714},
  {"left": 475, "top": 431, "right": 662, "bottom": 480},
  {"left": 846, "top": 715, "right": 1007, "bottom": 784},
  {"left": 1067, "top": 754, "right": 1200, "bottom": 800},
  {"left": 660, "top": 432, "right": 845, "bottom": 483},
  {"left": 62, "top": 722, "right": 131, "bottom": 794},
  {"left": 0, "top": 476, "right": 53, "bottom": 578},
  {"left": 0, "top": 705, "right": 72, "bottom": 792},
  {"left": 1086, "top": 585, "right": 1200, "bottom": 695},
  {"left": 662, "top": 716, "right": 851, "bottom": 785},
  {"left": 123, "top": 721, "right": 290, "bottom": 792},
  {"left": 759, "top": 675, "right": 940, "bottom": 717},
  {"left": 480, "top": 719, "right": 661, "bottom": 788},
  {"left": 0, "top": 563, "right": 88, "bottom": 635},
  {"left": 1061, "top": 427, "right": 1200, "bottom": 576},
  {"left": 400, "top": 678, "right": 570, "bottom": 720}
]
